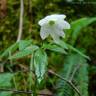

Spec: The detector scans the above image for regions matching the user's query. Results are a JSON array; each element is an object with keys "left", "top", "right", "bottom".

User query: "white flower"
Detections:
[{"left": 38, "top": 14, "right": 70, "bottom": 43}]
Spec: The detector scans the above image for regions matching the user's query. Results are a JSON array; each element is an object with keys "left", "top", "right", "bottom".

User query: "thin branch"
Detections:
[
  {"left": 0, "top": 69, "right": 33, "bottom": 74},
  {"left": 17, "top": 0, "right": 24, "bottom": 42},
  {"left": 48, "top": 70, "right": 81, "bottom": 96},
  {"left": 0, "top": 88, "right": 52, "bottom": 96},
  {"left": 0, "top": 65, "right": 4, "bottom": 72}
]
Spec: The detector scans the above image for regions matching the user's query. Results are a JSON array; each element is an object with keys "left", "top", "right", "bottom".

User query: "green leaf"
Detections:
[
  {"left": 74, "top": 59, "right": 88, "bottom": 96},
  {"left": 54, "top": 40, "right": 90, "bottom": 60},
  {"left": 34, "top": 49, "right": 48, "bottom": 83},
  {"left": 0, "top": 73, "right": 13, "bottom": 87},
  {"left": 0, "top": 42, "right": 19, "bottom": 58},
  {"left": 70, "top": 17, "right": 96, "bottom": 44},
  {"left": 67, "top": 44, "right": 90, "bottom": 60},
  {"left": 0, "top": 92, "right": 12, "bottom": 96},
  {"left": 55, "top": 53, "right": 79, "bottom": 96},
  {"left": 9, "top": 45, "right": 39, "bottom": 59},
  {"left": 54, "top": 40, "right": 68, "bottom": 50},
  {"left": 55, "top": 53, "right": 88, "bottom": 96},
  {"left": 43, "top": 43, "right": 67, "bottom": 54},
  {"left": 19, "top": 40, "right": 32, "bottom": 51}
]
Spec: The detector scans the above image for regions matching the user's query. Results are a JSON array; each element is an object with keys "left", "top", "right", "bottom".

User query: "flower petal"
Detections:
[
  {"left": 38, "top": 14, "right": 66, "bottom": 26},
  {"left": 50, "top": 31, "right": 60, "bottom": 43},
  {"left": 57, "top": 20, "right": 70, "bottom": 30},
  {"left": 38, "top": 18, "right": 48, "bottom": 26},
  {"left": 47, "top": 14, "right": 66, "bottom": 20},
  {"left": 40, "top": 26, "right": 49, "bottom": 40},
  {"left": 51, "top": 26, "right": 65, "bottom": 38},
  {"left": 56, "top": 30, "right": 65, "bottom": 38}
]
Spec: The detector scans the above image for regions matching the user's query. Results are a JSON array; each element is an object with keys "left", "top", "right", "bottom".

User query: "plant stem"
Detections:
[
  {"left": 17, "top": 0, "right": 24, "bottom": 42},
  {"left": 0, "top": 88, "right": 52, "bottom": 96},
  {"left": 48, "top": 70, "right": 81, "bottom": 96}
]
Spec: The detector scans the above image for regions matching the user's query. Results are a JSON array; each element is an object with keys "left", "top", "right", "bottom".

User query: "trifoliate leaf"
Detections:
[
  {"left": 19, "top": 40, "right": 32, "bottom": 51},
  {"left": 43, "top": 43, "right": 67, "bottom": 54},
  {"left": 34, "top": 49, "right": 48, "bottom": 83},
  {"left": 0, "top": 42, "right": 19, "bottom": 58},
  {"left": 9, "top": 45, "right": 39, "bottom": 59}
]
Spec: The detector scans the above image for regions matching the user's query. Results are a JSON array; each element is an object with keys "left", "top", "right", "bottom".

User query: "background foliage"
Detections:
[{"left": 0, "top": 0, "right": 96, "bottom": 96}]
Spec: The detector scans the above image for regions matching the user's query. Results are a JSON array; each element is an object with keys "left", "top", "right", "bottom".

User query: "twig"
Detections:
[
  {"left": 0, "top": 65, "right": 4, "bottom": 72},
  {"left": 17, "top": 0, "right": 24, "bottom": 42},
  {"left": 48, "top": 70, "right": 81, "bottom": 96},
  {"left": 0, "top": 88, "right": 52, "bottom": 96}
]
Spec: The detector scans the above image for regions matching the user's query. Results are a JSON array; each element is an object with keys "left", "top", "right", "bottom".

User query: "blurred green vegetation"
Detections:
[{"left": 0, "top": 0, "right": 96, "bottom": 96}]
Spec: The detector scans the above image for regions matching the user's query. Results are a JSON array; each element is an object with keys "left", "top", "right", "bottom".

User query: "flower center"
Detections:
[{"left": 49, "top": 20, "right": 55, "bottom": 26}]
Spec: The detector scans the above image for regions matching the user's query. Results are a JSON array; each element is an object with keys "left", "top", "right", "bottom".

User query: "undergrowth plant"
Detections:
[{"left": 0, "top": 6, "right": 96, "bottom": 96}]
